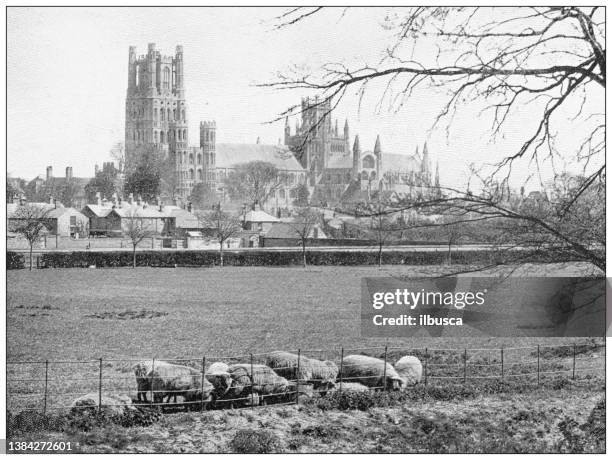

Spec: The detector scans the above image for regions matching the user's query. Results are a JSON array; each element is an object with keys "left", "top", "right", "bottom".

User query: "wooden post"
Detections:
[
  {"left": 250, "top": 354, "right": 255, "bottom": 409},
  {"left": 43, "top": 360, "right": 49, "bottom": 414},
  {"left": 150, "top": 358, "right": 155, "bottom": 408},
  {"left": 463, "top": 349, "right": 467, "bottom": 383},
  {"left": 424, "top": 348, "right": 428, "bottom": 386},
  {"left": 338, "top": 348, "right": 344, "bottom": 393},
  {"left": 537, "top": 345, "right": 540, "bottom": 386},
  {"left": 572, "top": 344, "right": 576, "bottom": 380},
  {"left": 200, "top": 356, "right": 206, "bottom": 412},
  {"left": 98, "top": 358, "right": 103, "bottom": 413},
  {"left": 500, "top": 348, "right": 504, "bottom": 380},
  {"left": 296, "top": 349, "right": 301, "bottom": 405},
  {"left": 382, "top": 346, "right": 388, "bottom": 391}
]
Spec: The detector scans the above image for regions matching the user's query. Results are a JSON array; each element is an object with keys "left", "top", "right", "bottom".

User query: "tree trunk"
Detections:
[
  {"left": 219, "top": 241, "right": 224, "bottom": 267},
  {"left": 302, "top": 241, "right": 307, "bottom": 268},
  {"left": 378, "top": 241, "right": 383, "bottom": 268},
  {"left": 29, "top": 243, "right": 33, "bottom": 271},
  {"left": 133, "top": 245, "right": 137, "bottom": 269},
  {"left": 447, "top": 240, "right": 452, "bottom": 265}
]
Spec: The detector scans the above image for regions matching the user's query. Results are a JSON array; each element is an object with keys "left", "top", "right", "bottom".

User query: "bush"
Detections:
[
  {"left": 7, "top": 406, "right": 162, "bottom": 438},
  {"left": 229, "top": 429, "right": 282, "bottom": 453},
  {"left": 27, "top": 248, "right": 569, "bottom": 269},
  {"left": 7, "top": 251, "right": 25, "bottom": 269}
]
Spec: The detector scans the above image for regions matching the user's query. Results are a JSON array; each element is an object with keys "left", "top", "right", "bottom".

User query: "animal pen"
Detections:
[{"left": 7, "top": 341, "right": 606, "bottom": 414}]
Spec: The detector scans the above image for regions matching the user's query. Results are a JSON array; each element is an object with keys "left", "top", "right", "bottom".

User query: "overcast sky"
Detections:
[{"left": 7, "top": 7, "right": 600, "bottom": 191}]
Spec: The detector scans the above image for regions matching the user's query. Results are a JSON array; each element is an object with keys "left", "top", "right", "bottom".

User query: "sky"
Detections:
[{"left": 7, "top": 7, "right": 602, "bottom": 191}]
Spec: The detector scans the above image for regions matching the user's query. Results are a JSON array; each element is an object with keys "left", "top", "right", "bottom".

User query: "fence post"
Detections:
[
  {"left": 296, "top": 349, "right": 301, "bottom": 405},
  {"left": 572, "top": 344, "right": 576, "bottom": 380},
  {"left": 463, "top": 349, "right": 467, "bottom": 384},
  {"left": 424, "top": 348, "right": 428, "bottom": 386},
  {"left": 200, "top": 356, "right": 206, "bottom": 412},
  {"left": 250, "top": 353, "right": 255, "bottom": 409},
  {"left": 338, "top": 348, "right": 344, "bottom": 393},
  {"left": 537, "top": 345, "right": 540, "bottom": 386},
  {"left": 150, "top": 358, "right": 155, "bottom": 408},
  {"left": 98, "top": 358, "right": 103, "bottom": 413},
  {"left": 43, "top": 360, "right": 49, "bottom": 414},
  {"left": 500, "top": 348, "right": 504, "bottom": 380},
  {"left": 382, "top": 346, "right": 388, "bottom": 391}
]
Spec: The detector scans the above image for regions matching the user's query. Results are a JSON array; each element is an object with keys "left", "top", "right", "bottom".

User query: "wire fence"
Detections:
[{"left": 7, "top": 341, "right": 605, "bottom": 414}]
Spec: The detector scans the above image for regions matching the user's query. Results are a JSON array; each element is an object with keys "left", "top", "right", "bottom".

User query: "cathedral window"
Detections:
[
  {"left": 279, "top": 189, "right": 285, "bottom": 199},
  {"left": 189, "top": 169, "right": 194, "bottom": 180},
  {"left": 160, "top": 109, "right": 165, "bottom": 121},
  {"left": 182, "top": 109, "right": 185, "bottom": 121},
  {"left": 173, "top": 109, "right": 176, "bottom": 120},
  {"left": 154, "top": 131, "right": 159, "bottom": 143},
  {"left": 197, "top": 154, "right": 202, "bottom": 164},
  {"left": 197, "top": 169, "right": 203, "bottom": 181},
  {"left": 163, "top": 67, "right": 170, "bottom": 89},
  {"left": 154, "top": 108, "right": 158, "bottom": 121},
  {"left": 370, "top": 171, "right": 376, "bottom": 180},
  {"left": 363, "top": 156, "right": 375, "bottom": 169},
  {"left": 160, "top": 131, "right": 165, "bottom": 143},
  {"left": 189, "top": 153, "right": 194, "bottom": 164}
]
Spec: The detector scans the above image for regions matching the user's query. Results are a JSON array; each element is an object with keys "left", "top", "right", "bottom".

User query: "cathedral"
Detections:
[{"left": 124, "top": 44, "right": 439, "bottom": 213}]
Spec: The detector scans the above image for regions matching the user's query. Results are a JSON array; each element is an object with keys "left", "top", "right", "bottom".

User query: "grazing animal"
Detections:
[
  {"left": 265, "top": 351, "right": 338, "bottom": 393},
  {"left": 341, "top": 355, "right": 405, "bottom": 390},
  {"left": 132, "top": 360, "right": 155, "bottom": 402},
  {"left": 133, "top": 360, "right": 213, "bottom": 405},
  {"left": 205, "top": 362, "right": 233, "bottom": 400},
  {"left": 394, "top": 356, "right": 423, "bottom": 387},
  {"left": 224, "top": 364, "right": 289, "bottom": 407}
]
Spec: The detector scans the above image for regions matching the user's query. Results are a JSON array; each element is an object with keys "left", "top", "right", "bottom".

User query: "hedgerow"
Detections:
[{"left": 4, "top": 248, "right": 575, "bottom": 269}]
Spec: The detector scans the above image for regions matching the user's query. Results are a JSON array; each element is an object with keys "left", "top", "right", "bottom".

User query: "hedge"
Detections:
[
  {"left": 4, "top": 248, "right": 579, "bottom": 269},
  {"left": 7, "top": 252, "right": 25, "bottom": 270}
]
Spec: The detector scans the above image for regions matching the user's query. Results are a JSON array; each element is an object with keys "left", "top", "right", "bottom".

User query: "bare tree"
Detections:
[
  {"left": 123, "top": 210, "right": 154, "bottom": 269},
  {"left": 366, "top": 200, "right": 397, "bottom": 268},
  {"left": 9, "top": 204, "right": 51, "bottom": 270},
  {"left": 288, "top": 207, "right": 322, "bottom": 268},
  {"left": 266, "top": 7, "right": 605, "bottom": 270},
  {"left": 198, "top": 209, "right": 243, "bottom": 267},
  {"left": 224, "top": 161, "right": 288, "bottom": 208}
]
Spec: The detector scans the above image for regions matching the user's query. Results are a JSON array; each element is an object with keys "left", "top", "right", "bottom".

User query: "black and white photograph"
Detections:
[{"left": 4, "top": 5, "right": 606, "bottom": 454}]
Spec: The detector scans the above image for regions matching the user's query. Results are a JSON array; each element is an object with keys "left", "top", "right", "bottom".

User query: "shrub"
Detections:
[
  {"left": 229, "top": 429, "right": 282, "bottom": 453},
  {"left": 28, "top": 248, "right": 570, "bottom": 269},
  {"left": 7, "top": 251, "right": 25, "bottom": 269}
]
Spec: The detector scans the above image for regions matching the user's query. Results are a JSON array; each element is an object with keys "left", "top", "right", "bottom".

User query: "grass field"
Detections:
[
  {"left": 6, "top": 263, "right": 599, "bottom": 361},
  {"left": 6, "top": 263, "right": 605, "bottom": 453}
]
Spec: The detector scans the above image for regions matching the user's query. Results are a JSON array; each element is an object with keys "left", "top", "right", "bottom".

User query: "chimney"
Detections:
[
  {"left": 157, "top": 196, "right": 163, "bottom": 212},
  {"left": 49, "top": 195, "right": 54, "bottom": 205},
  {"left": 96, "top": 191, "right": 102, "bottom": 206},
  {"left": 128, "top": 193, "right": 134, "bottom": 205},
  {"left": 187, "top": 202, "right": 192, "bottom": 213},
  {"left": 46, "top": 166, "right": 53, "bottom": 182},
  {"left": 66, "top": 166, "right": 73, "bottom": 180},
  {"left": 137, "top": 194, "right": 142, "bottom": 206}
]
